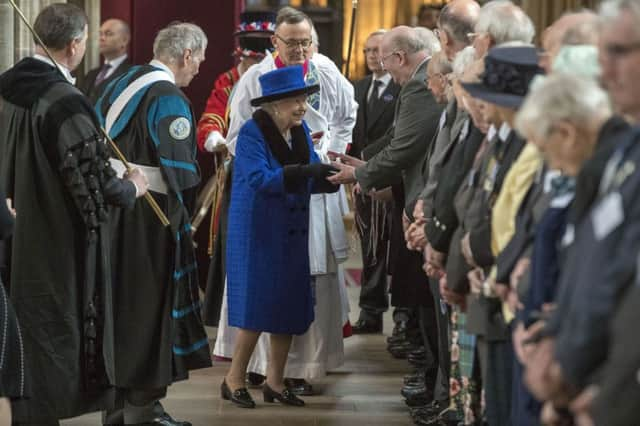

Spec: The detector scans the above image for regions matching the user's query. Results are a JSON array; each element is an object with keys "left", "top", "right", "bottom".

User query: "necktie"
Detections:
[
  {"left": 94, "top": 62, "right": 112, "bottom": 86},
  {"left": 367, "top": 79, "right": 382, "bottom": 118}
]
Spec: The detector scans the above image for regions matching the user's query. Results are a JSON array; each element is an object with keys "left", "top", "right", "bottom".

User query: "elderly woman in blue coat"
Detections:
[{"left": 221, "top": 65, "right": 339, "bottom": 408}]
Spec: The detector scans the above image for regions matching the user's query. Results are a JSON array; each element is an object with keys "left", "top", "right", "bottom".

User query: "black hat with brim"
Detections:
[
  {"left": 250, "top": 84, "right": 320, "bottom": 107},
  {"left": 461, "top": 46, "right": 543, "bottom": 109}
]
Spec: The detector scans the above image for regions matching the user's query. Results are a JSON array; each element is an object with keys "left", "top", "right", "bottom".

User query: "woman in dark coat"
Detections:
[{"left": 221, "top": 66, "right": 339, "bottom": 408}]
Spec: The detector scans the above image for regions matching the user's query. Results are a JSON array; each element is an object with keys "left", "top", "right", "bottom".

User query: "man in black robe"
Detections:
[
  {"left": 95, "top": 22, "right": 211, "bottom": 426},
  {"left": 0, "top": 4, "right": 147, "bottom": 424}
]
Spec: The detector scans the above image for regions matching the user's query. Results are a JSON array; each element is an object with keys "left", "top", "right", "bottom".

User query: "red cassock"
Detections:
[{"left": 196, "top": 66, "right": 241, "bottom": 151}]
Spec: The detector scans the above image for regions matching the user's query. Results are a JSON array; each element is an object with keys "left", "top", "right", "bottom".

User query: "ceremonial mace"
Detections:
[
  {"left": 345, "top": 0, "right": 359, "bottom": 79},
  {"left": 9, "top": 0, "right": 170, "bottom": 227}
]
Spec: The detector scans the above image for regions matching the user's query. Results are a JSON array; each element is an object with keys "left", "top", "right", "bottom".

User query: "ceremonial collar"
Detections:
[
  {"left": 149, "top": 59, "right": 176, "bottom": 84},
  {"left": 33, "top": 54, "right": 75, "bottom": 84},
  {"left": 274, "top": 54, "right": 309, "bottom": 76}
]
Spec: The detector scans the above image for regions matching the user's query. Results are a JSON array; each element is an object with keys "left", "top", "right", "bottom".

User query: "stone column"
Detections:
[
  {"left": 0, "top": 0, "right": 14, "bottom": 73},
  {"left": 83, "top": 0, "right": 100, "bottom": 71}
]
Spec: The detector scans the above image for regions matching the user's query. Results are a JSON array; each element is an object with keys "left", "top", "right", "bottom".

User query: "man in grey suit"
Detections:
[
  {"left": 350, "top": 30, "right": 401, "bottom": 334},
  {"left": 329, "top": 25, "right": 442, "bottom": 211},
  {"left": 328, "top": 25, "right": 444, "bottom": 413}
]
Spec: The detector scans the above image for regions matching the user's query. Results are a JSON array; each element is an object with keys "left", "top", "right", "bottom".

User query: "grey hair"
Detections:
[
  {"left": 368, "top": 29, "right": 388, "bottom": 39},
  {"left": 276, "top": 6, "right": 313, "bottom": 29},
  {"left": 153, "top": 22, "right": 208, "bottom": 63},
  {"left": 600, "top": 0, "right": 640, "bottom": 23},
  {"left": 452, "top": 46, "right": 476, "bottom": 78},
  {"left": 475, "top": 1, "right": 535, "bottom": 45},
  {"left": 311, "top": 26, "right": 320, "bottom": 48},
  {"left": 515, "top": 74, "right": 612, "bottom": 140},
  {"left": 388, "top": 27, "right": 426, "bottom": 55},
  {"left": 34, "top": 3, "right": 87, "bottom": 50},
  {"left": 430, "top": 51, "right": 453, "bottom": 75},
  {"left": 413, "top": 27, "right": 442, "bottom": 55}
]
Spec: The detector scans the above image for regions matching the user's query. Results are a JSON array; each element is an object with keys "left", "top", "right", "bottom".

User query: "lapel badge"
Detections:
[{"left": 383, "top": 93, "right": 394, "bottom": 102}]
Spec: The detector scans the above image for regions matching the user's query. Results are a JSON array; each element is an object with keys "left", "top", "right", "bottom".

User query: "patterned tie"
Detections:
[
  {"left": 367, "top": 79, "right": 382, "bottom": 118},
  {"left": 94, "top": 62, "right": 112, "bottom": 86}
]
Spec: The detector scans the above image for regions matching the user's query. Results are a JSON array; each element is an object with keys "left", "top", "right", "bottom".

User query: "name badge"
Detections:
[{"left": 592, "top": 191, "right": 624, "bottom": 241}]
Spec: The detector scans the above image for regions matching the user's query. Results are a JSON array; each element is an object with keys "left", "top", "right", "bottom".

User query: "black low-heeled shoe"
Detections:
[
  {"left": 221, "top": 379, "right": 256, "bottom": 408},
  {"left": 263, "top": 383, "right": 305, "bottom": 406}
]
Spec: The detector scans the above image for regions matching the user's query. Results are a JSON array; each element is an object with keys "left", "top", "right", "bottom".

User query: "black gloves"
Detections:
[
  {"left": 283, "top": 163, "right": 338, "bottom": 193},
  {"left": 283, "top": 163, "right": 337, "bottom": 180}
]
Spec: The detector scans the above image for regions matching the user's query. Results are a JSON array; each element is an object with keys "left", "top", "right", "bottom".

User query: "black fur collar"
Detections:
[{"left": 252, "top": 109, "right": 310, "bottom": 166}]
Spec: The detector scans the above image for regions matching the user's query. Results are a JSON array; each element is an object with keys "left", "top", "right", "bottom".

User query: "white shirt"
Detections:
[
  {"left": 33, "top": 54, "right": 75, "bottom": 84},
  {"left": 367, "top": 72, "right": 392, "bottom": 101},
  {"left": 149, "top": 59, "right": 176, "bottom": 84},
  {"left": 102, "top": 54, "right": 128, "bottom": 80}
]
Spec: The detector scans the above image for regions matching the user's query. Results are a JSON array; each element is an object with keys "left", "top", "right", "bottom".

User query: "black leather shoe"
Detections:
[
  {"left": 408, "top": 346, "right": 426, "bottom": 358},
  {"left": 352, "top": 318, "right": 383, "bottom": 334},
  {"left": 392, "top": 320, "right": 408, "bottom": 336},
  {"left": 246, "top": 372, "right": 265, "bottom": 388},
  {"left": 263, "top": 383, "right": 305, "bottom": 406},
  {"left": 221, "top": 379, "right": 256, "bottom": 408},
  {"left": 284, "top": 378, "right": 314, "bottom": 396},
  {"left": 136, "top": 413, "right": 192, "bottom": 426},
  {"left": 386, "top": 333, "right": 407, "bottom": 345},
  {"left": 401, "top": 384, "right": 427, "bottom": 399}
]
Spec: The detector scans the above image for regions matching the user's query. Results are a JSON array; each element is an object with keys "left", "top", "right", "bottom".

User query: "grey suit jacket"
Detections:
[
  {"left": 355, "top": 59, "right": 443, "bottom": 208},
  {"left": 421, "top": 99, "right": 468, "bottom": 216}
]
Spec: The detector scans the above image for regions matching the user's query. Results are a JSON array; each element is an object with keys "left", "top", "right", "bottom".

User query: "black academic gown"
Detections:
[
  {"left": 96, "top": 65, "right": 211, "bottom": 391},
  {"left": 0, "top": 58, "right": 136, "bottom": 421}
]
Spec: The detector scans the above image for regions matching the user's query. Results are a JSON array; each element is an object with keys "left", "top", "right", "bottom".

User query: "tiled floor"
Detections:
[
  {"left": 62, "top": 285, "right": 413, "bottom": 426},
  {"left": 63, "top": 239, "right": 414, "bottom": 426}
]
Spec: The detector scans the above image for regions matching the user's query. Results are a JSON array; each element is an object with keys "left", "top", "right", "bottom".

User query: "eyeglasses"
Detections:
[
  {"left": 379, "top": 51, "right": 400, "bottom": 68},
  {"left": 275, "top": 34, "right": 312, "bottom": 50}
]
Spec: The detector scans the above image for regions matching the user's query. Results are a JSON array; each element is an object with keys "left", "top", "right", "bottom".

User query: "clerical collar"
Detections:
[
  {"left": 106, "top": 53, "right": 127, "bottom": 69},
  {"left": 149, "top": 59, "right": 176, "bottom": 84},
  {"left": 33, "top": 54, "right": 75, "bottom": 84},
  {"left": 274, "top": 54, "right": 309, "bottom": 76}
]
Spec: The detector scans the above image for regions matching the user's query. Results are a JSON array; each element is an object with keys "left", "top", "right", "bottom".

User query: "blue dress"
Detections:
[{"left": 226, "top": 112, "right": 323, "bottom": 335}]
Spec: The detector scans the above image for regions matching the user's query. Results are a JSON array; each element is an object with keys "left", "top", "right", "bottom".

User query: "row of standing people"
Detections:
[{"left": 331, "top": 0, "right": 640, "bottom": 425}]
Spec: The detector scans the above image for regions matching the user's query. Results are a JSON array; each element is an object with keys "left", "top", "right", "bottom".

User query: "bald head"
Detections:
[
  {"left": 438, "top": 0, "right": 481, "bottom": 60},
  {"left": 540, "top": 12, "right": 598, "bottom": 72},
  {"left": 99, "top": 18, "right": 130, "bottom": 60}
]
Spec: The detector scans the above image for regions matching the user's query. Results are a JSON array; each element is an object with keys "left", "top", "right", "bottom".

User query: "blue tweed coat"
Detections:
[{"left": 226, "top": 109, "right": 337, "bottom": 334}]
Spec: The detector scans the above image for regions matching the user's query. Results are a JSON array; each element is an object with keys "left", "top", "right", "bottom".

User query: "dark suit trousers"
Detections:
[
  {"left": 103, "top": 387, "right": 167, "bottom": 424},
  {"left": 355, "top": 193, "right": 390, "bottom": 320},
  {"left": 423, "top": 277, "right": 450, "bottom": 404}
]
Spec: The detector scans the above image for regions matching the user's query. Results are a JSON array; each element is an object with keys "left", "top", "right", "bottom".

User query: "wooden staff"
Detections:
[
  {"left": 345, "top": 0, "right": 359, "bottom": 80},
  {"left": 9, "top": 0, "right": 170, "bottom": 227}
]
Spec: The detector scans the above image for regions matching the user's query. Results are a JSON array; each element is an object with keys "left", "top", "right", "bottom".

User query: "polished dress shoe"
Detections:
[
  {"left": 263, "top": 383, "right": 305, "bottom": 406},
  {"left": 284, "top": 378, "right": 314, "bottom": 395},
  {"left": 401, "top": 384, "right": 427, "bottom": 399},
  {"left": 352, "top": 318, "right": 383, "bottom": 334},
  {"left": 135, "top": 412, "right": 192, "bottom": 426},
  {"left": 221, "top": 379, "right": 256, "bottom": 408},
  {"left": 246, "top": 372, "right": 265, "bottom": 388}
]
